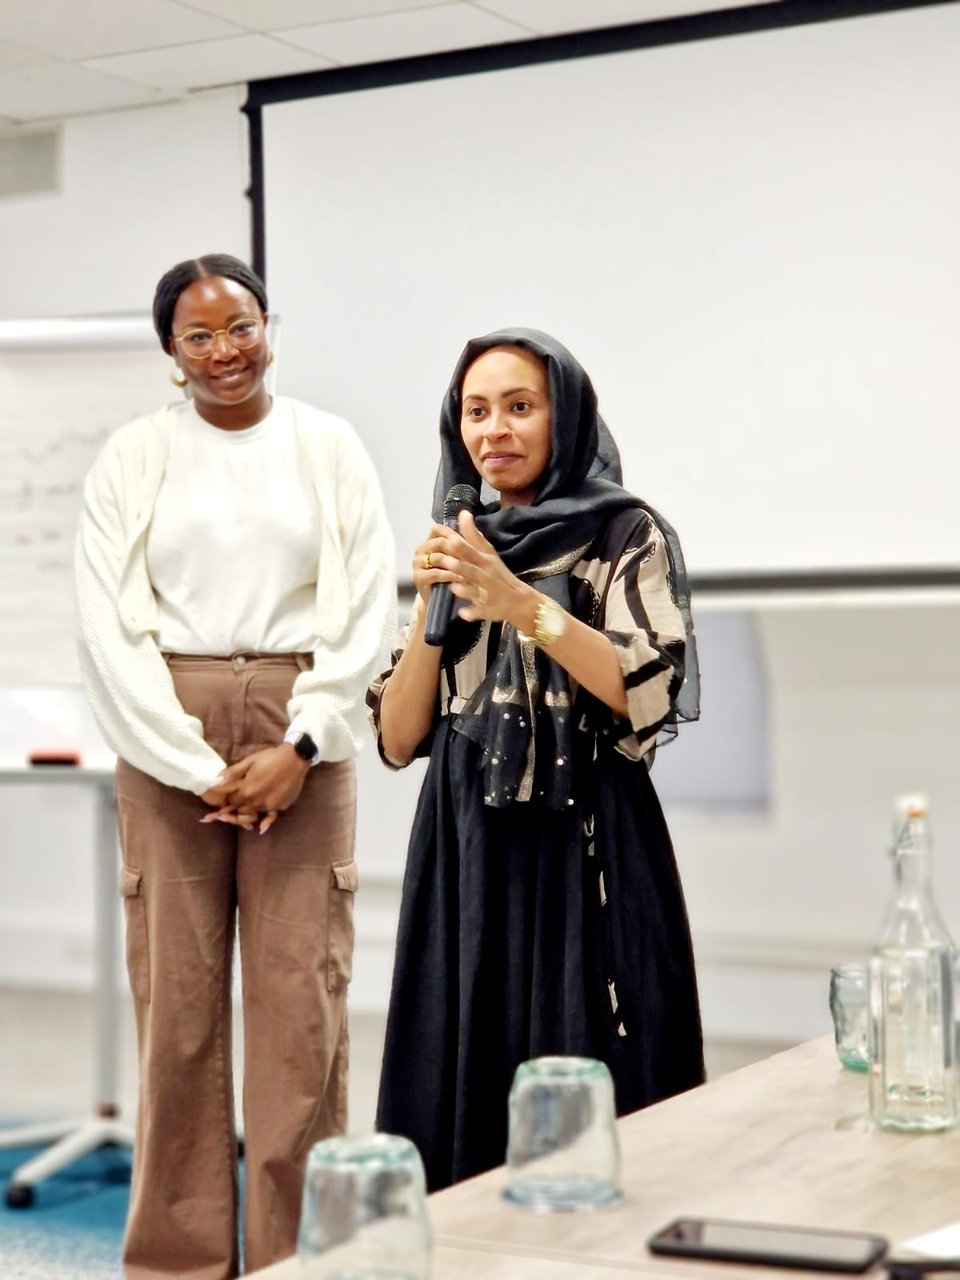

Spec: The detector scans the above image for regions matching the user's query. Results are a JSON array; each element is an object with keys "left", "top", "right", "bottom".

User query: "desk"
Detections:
[
  {"left": 0, "top": 764, "right": 134, "bottom": 1207},
  {"left": 251, "top": 1038, "right": 958, "bottom": 1278},
  {"left": 429, "top": 1037, "right": 954, "bottom": 1274}
]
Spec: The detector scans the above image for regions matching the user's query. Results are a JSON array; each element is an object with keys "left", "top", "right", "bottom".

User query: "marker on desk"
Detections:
[{"left": 28, "top": 750, "right": 82, "bottom": 766}]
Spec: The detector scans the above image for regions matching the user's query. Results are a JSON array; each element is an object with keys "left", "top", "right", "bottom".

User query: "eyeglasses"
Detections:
[{"left": 172, "top": 317, "right": 264, "bottom": 360}]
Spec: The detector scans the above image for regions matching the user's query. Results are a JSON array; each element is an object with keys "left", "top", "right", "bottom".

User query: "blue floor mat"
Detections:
[
  {"left": 0, "top": 1134, "right": 249, "bottom": 1279},
  {"left": 0, "top": 1139, "right": 130, "bottom": 1279}
]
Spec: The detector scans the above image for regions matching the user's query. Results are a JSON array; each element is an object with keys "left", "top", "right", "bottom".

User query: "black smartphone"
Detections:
[{"left": 648, "top": 1216, "right": 889, "bottom": 1274}]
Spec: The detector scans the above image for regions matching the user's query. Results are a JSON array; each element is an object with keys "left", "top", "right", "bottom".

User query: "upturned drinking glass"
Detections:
[
  {"left": 297, "top": 1133, "right": 431, "bottom": 1279},
  {"left": 829, "top": 963, "right": 869, "bottom": 1072},
  {"left": 503, "top": 1055, "right": 622, "bottom": 1212}
]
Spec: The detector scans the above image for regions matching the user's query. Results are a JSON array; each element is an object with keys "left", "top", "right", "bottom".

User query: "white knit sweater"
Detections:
[{"left": 75, "top": 396, "right": 397, "bottom": 795}]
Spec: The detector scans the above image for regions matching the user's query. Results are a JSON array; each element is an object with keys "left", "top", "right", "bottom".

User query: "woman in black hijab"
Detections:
[{"left": 368, "top": 329, "right": 703, "bottom": 1191}]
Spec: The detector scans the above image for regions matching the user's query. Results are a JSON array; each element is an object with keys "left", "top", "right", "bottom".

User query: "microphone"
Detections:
[{"left": 424, "top": 484, "right": 481, "bottom": 646}]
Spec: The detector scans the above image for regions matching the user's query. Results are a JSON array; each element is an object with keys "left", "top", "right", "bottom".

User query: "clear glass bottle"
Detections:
[{"left": 869, "top": 794, "right": 958, "bottom": 1131}]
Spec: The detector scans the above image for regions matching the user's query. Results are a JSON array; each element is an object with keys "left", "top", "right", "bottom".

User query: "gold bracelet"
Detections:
[{"left": 518, "top": 595, "right": 568, "bottom": 648}]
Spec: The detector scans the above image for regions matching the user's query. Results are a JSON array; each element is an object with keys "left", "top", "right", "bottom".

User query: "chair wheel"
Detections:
[{"left": 5, "top": 1183, "right": 34, "bottom": 1208}]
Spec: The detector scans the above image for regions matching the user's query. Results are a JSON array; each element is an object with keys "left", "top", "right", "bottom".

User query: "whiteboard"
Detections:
[
  {"left": 261, "top": 3, "right": 960, "bottom": 578},
  {"left": 0, "top": 317, "right": 171, "bottom": 684}
]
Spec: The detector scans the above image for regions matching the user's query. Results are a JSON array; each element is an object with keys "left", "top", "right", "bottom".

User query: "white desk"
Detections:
[{"left": 0, "top": 763, "right": 134, "bottom": 1207}]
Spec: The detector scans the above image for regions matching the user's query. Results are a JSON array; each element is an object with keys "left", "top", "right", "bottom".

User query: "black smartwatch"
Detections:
[{"left": 284, "top": 730, "right": 320, "bottom": 766}]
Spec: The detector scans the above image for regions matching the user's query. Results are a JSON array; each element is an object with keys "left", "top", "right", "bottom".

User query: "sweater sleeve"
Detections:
[
  {"left": 74, "top": 436, "right": 228, "bottom": 794},
  {"left": 286, "top": 423, "right": 397, "bottom": 760}
]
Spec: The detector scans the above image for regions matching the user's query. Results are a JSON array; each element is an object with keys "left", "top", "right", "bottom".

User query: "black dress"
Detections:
[{"left": 368, "top": 508, "right": 704, "bottom": 1192}]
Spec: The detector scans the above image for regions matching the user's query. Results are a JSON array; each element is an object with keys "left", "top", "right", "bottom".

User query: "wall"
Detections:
[
  {"left": 0, "top": 88, "right": 248, "bottom": 319},
  {"left": 677, "top": 600, "right": 960, "bottom": 1041}
]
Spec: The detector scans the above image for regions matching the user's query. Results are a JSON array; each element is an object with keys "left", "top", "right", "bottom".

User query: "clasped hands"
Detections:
[{"left": 200, "top": 743, "right": 310, "bottom": 835}]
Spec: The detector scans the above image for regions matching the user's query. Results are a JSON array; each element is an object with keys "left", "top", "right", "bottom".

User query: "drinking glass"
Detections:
[
  {"left": 502, "top": 1055, "right": 622, "bottom": 1212},
  {"left": 297, "top": 1133, "right": 431, "bottom": 1279},
  {"left": 829, "top": 963, "right": 869, "bottom": 1072}
]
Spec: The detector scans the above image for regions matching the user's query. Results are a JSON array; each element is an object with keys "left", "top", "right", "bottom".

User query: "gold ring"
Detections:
[
  {"left": 423, "top": 551, "right": 432, "bottom": 571},
  {"left": 477, "top": 586, "right": 489, "bottom": 605}
]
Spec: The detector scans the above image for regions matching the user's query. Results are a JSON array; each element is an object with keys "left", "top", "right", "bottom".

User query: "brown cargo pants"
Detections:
[{"left": 115, "top": 653, "right": 357, "bottom": 1279}]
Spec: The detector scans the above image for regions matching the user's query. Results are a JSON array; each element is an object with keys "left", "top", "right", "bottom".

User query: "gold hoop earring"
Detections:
[
  {"left": 169, "top": 369, "right": 188, "bottom": 389},
  {"left": 266, "top": 349, "right": 275, "bottom": 367}
]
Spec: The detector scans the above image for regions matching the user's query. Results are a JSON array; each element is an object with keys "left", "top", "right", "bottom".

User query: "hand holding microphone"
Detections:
[
  {"left": 421, "top": 485, "right": 481, "bottom": 645},
  {"left": 414, "top": 484, "right": 539, "bottom": 644}
]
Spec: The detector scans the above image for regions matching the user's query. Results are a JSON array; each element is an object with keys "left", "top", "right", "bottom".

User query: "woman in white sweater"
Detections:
[{"left": 75, "top": 253, "right": 395, "bottom": 1280}]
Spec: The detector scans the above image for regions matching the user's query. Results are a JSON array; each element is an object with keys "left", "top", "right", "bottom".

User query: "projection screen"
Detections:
[{"left": 257, "top": 3, "right": 960, "bottom": 579}]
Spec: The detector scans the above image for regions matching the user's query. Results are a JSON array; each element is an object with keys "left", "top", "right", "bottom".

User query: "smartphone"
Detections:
[{"left": 648, "top": 1216, "right": 889, "bottom": 1274}]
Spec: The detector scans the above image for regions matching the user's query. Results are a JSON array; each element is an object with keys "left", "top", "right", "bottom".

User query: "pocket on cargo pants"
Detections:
[
  {"left": 328, "top": 860, "right": 358, "bottom": 991},
  {"left": 120, "top": 865, "right": 151, "bottom": 1003}
]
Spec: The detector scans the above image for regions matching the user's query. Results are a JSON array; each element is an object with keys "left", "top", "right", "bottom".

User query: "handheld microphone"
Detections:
[{"left": 424, "top": 484, "right": 481, "bottom": 646}]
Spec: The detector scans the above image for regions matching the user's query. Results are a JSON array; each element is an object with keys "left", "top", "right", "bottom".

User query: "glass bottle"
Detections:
[{"left": 869, "top": 794, "right": 958, "bottom": 1131}]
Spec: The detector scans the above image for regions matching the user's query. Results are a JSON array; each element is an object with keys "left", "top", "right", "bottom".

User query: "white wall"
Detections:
[
  {"left": 0, "top": 88, "right": 248, "bottom": 320},
  {"left": 677, "top": 601, "right": 960, "bottom": 1042}
]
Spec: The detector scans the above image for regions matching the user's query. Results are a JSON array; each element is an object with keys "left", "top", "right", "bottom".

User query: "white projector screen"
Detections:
[{"left": 260, "top": 4, "right": 959, "bottom": 578}]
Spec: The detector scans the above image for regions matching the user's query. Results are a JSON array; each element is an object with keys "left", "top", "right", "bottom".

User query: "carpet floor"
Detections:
[
  {"left": 0, "top": 1139, "right": 130, "bottom": 1279},
  {"left": 0, "top": 1136, "right": 259, "bottom": 1280}
]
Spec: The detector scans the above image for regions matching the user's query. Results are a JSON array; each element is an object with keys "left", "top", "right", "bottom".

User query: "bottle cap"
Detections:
[{"left": 894, "top": 793, "right": 929, "bottom": 819}]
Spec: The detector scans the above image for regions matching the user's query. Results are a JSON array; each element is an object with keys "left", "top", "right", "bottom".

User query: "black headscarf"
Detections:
[{"left": 433, "top": 328, "right": 699, "bottom": 809}]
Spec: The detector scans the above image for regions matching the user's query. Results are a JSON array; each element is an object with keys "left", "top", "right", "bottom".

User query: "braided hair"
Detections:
[{"left": 152, "top": 254, "right": 268, "bottom": 354}]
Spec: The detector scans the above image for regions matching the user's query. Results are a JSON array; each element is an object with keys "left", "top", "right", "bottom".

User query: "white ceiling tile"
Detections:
[
  {"left": 474, "top": 0, "right": 762, "bottom": 34},
  {"left": 0, "top": 63, "right": 164, "bottom": 125},
  {"left": 0, "top": 39, "right": 55, "bottom": 71},
  {"left": 82, "top": 34, "right": 335, "bottom": 92},
  {"left": 0, "top": 0, "right": 244, "bottom": 61},
  {"left": 280, "top": 3, "right": 531, "bottom": 64},
  {"left": 0, "top": 0, "right": 765, "bottom": 123},
  {"left": 178, "top": 0, "right": 444, "bottom": 30}
]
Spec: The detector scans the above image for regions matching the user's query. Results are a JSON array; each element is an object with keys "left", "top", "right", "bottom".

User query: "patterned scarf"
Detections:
[{"left": 432, "top": 328, "right": 698, "bottom": 809}]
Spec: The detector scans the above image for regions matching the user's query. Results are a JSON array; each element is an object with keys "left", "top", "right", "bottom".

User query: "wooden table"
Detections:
[
  {"left": 257, "top": 1247, "right": 680, "bottom": 1279},
  {"left": 254, "top": 1037, "right": 959, "bottom": 1277}
]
